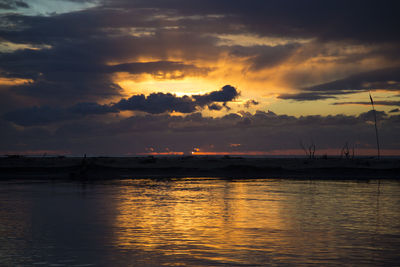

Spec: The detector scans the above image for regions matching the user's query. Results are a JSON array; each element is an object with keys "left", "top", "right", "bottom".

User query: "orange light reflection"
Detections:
[
  {"left": 138, "top": 152, "right": 184, "bottom": 156},
  {"left": 191, "top": 149, "right": 400, "bottom": 156},
  {"left": 112, "top": 180, "right": 287, "bottom": 263}
]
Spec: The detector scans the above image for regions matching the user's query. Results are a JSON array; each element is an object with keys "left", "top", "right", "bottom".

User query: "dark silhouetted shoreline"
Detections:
[{"left": 1, "top": 156, "right": 399, "bottom": 180}]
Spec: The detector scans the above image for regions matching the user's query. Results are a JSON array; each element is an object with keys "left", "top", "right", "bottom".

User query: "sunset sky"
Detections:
[{"left": 0, "top": 0, "right": 399, "bottom": 155}]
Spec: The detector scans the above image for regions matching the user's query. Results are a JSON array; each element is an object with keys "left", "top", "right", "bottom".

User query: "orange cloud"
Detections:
[{"left": 0, "top": 78, "right": 33, "bottom": 86}]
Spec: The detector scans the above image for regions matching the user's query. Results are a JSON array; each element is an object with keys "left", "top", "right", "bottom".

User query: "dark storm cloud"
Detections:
[
  {"left": 4, "top": 85, "right": 239, "bottom": 125},
  {"left": 207, "top": 103, "right": 223, "bottom": 111},
  {"left": 358, "top": 110, "right": 388, "bottom": 122},
  {"left": 106, "top": 0, "right": 400, "bottom": 42},
  {"left": 68, "top": 102, "right": 118, "bottom": 115},
  {"left": 115, "top": 85, "right": 238, "bottom": 114},
  {"left": 277, "top": 89, "right": 365, "bottom": 101},
  {"left": 229, "top": 44, "right": 300, "bottom": 70},
  {"left": 306, "top": 67, "right": 400, "bottom": 92},
  {"left": 278, "top": 67, "right": 400, "bottom": 101},
  {"left": 3, "top": 106, "right": 76, "bottom": 126},
  {"left": 278, "top": 92, "right": 333, "bottom": 101},
  {"left": 110, "top": 61, "right": 209, "bottom": 76},
  {"left": 389, "top": 108, "right": 399, "bottom": 113},
  {"left": 3, "top": 102, "right": 118, "bottom": 126},
  {"left": 0, "top": 11, "right": 221, "bottom": 57},
  {"left": 0, "top": 41, "right": 118, "bottom": 102},
  {"left": 0, "top": 47, "right": 203, "bottom": 77},
  {"left": 115, "top": 93, "right": 196, "bottom": 114},
  {"left": 193, "top": 85, "right": 239, "bottom": 106}
]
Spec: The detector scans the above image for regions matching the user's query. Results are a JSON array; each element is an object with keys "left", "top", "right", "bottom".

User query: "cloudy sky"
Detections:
[{"left": 0, "top": 0, "right": 399, "bottom": 155}]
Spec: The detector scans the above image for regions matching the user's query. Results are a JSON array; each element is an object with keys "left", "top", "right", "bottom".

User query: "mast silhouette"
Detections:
[{"left": 369, "top": 91, "right": 380, "bottom": 158}]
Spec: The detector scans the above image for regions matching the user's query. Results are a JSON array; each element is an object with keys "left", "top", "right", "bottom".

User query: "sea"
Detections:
[{"left": 1, "top": 178, "right": 399, "bottom": 266}]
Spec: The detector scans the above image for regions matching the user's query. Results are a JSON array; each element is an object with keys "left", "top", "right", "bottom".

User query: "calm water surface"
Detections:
[{"left": 0, "top": 178, "right": 400, "bottom": 266}]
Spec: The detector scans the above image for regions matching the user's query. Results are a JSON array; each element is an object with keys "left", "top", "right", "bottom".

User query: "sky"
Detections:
[{"left": 0, "top": 0, "right": 399, "bottom": 156}]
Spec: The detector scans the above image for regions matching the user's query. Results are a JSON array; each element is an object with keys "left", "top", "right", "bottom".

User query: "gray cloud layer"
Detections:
[{"left": 1, "top": 110, "right": 399, "bottom": 154}]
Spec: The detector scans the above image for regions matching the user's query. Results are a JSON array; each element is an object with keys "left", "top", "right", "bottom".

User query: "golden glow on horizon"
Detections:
[
  {"left": 112, "top": 55, "right": 290, "bottom": 116},
  {"left": 116, "top": 75, "right": 217, "bottom": 96},
  {"left": 107, "top": 41, "right": 400, "bottom": 118}
]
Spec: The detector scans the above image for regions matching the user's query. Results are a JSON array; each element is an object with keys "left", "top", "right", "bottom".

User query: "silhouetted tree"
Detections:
[{"left": 300, "top": 140, "right": 316, "bottom": 159}]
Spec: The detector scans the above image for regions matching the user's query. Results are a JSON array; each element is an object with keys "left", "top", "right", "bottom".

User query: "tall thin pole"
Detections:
[{"left": 369, "top": 91, "right": 380, "bottom": 159}]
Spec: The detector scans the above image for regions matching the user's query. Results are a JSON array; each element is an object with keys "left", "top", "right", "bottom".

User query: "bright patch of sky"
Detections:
[
  {"left": 0, "top": 41, "right": 51, "bottom": 52},
  {"left": 1, "top": 0, "right": 99, "bottom": 16},
  {"left": 215, "top": 34, "right": 311, "bottom": 47}
]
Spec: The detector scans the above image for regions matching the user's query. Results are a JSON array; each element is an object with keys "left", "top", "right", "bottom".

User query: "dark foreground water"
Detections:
[{"left": 1, "top": 179, "right": 400, "bottom": 266}]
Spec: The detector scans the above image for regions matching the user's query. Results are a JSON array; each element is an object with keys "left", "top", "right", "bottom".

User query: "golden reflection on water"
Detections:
[
  {"left": 112, "top": 179, "right": 400, "bottom": 265},
  {"left": 113, "top": 179, "right": 294, "bottom": 263}
]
